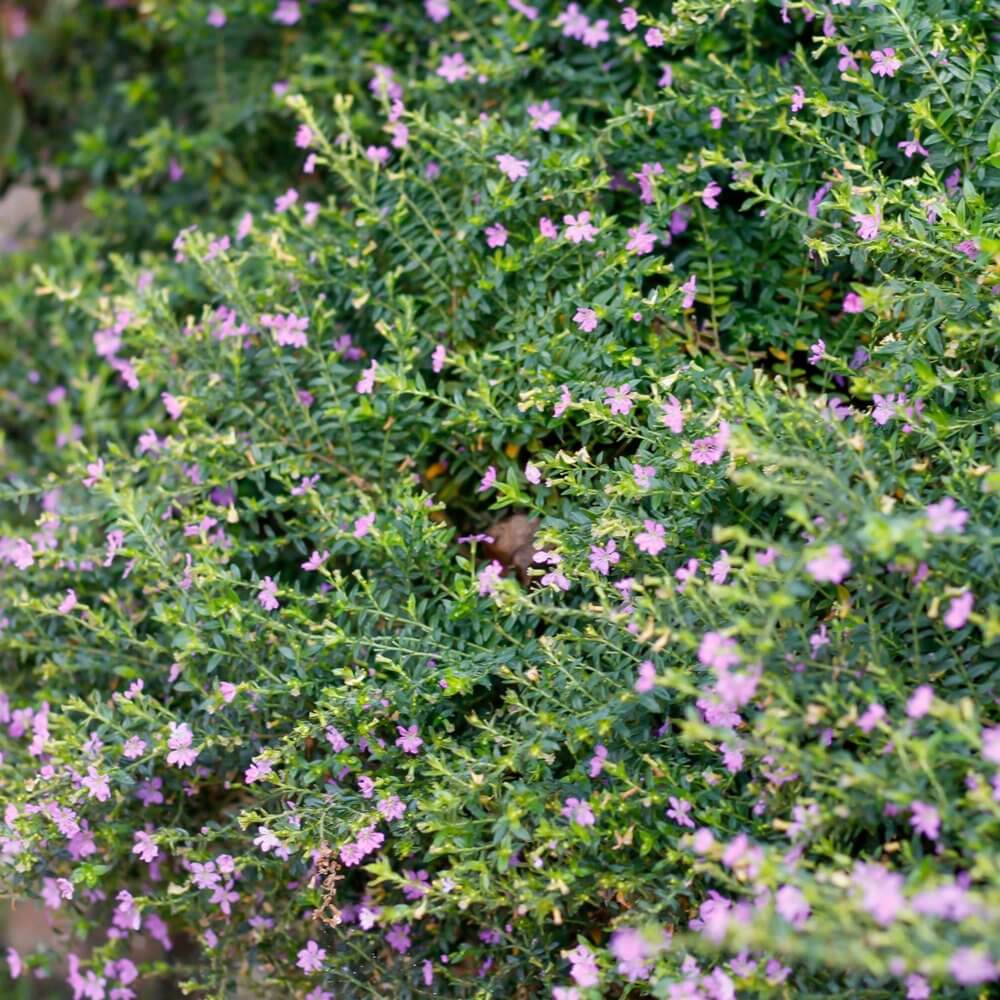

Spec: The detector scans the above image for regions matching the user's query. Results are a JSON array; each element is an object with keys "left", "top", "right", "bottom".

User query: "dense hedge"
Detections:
[{"left": 1, "top": 1, "right": 999, "bottom": 997}]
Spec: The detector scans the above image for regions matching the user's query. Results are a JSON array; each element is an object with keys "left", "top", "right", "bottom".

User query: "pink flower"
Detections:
[
  {"left": 621, "top": 6, "right": 638, "bottom": 30},
  {"left": 436, "top": 52, "right": 469, "bottom": 83},
  {"left": 906, "top": 685, "right": 934, "bottom": 719},
  {"left": 910, "top": 801, "right": 940, "bottom": 840},
  {"left": 943, "top": 590, "right": 973, "bottom": 629},
  {"left": 981, "top": 726, "right": 1000, "bottom": 765},
  {"left": 589, "top": 540, "right": 620, "bottom": 575},
  {"left": 431, "top": 344, "right": 447, "bottom": 372},
  {"left": 842, "top": 291, "right": 864, "bottom": 313},
  {"left": 133, "top": 831, "right": 159, "bottom": 864},
  {"left": 553, "top": 384, "right": 572, "bottom": 417},
  {"left": 258, "top": 576, "right": 280, "bottom": 611},
  {"left": 295, "top": 125, "right": 313, "bottom": 149},
  {"left": 58, "top": 589, "right": 78, "bottom": 614},
  {"left": 605, "top": 383, "right": 634, "bottom": 415},
  {"left": 791, "top": 86, "right": 806, "bottom": 112},
  {"left": 302, "top": 550, "right": 329, "bottom": 571},
  {"left": 356, "top": 360, "right": 377, "bottom": 394},
  {"left": 574, "top": 307, "right": 598, "bottom": 332},
  {"left": 275, "top": 188, "right": 299, "bottom": 213},
  {"left": 691, "top": 434, "right": 725, "bottom": 465},
  {"left": 524, "top": 462, "right": 542, "bottom": 484},
  {"left": 353, "top": 513, "right": 376, "bottom": 538},
  {"left": 775, "top": 885, "right": 810, "bottom": 927},
  {"left": 661, "top": 395, "right": 684, "bottom": 433},
  {"left": 857, "top": 702, "right": 885, "bottom": 733},
  {"left": 701, "top": 181, "right": 722, "bottom": 209},
  {"left": 206, "top": 7, "right": 226, "bottom": 28},
  {"left": 635, "top": 519, "right": 666, "bottom": 556},
  {"left": 297, "top": 940, "right": 326, "bottom": 973},
  {"left": 709, "top": 105, "right": 724, "bottom": 128},
  {"left": 806, "top": 544, "right": 851, "bottom": 584},
  {"left": 667, "top": 796, "right": 695, "bottom": 828},
  {"left": 496, "top": 154, "right": 530, "bottom": 182},
  {"left": 926, "top": 497, "right": 968, "bottom": 535},
  {"left": 626, "top": 222, "right": 656, "bottom": 254},
  {"left": 633, "top": 464, "right": 655, "bottom": 489},
  {"left": 166, "top": 722, "right": 198, "bottom": 768},
  {"left": 477, "top": 466, "right": 498, "bottom": 493},
  {"left": 273, "top": 1, "right": 301, "bottom": 24},
  {"left": 539, "top": 216, "right": 559, "bottom": 239},
  {"left": 699, "top": 632, "right": 740, "bottom": 670},
  {"left": 527, "top": 101, "right": 560, "bottom": 131},
  {"left": 396, "top": 725, "right": 423, "bottom": 754},
  {"left": 870, "top": 48, "right": 901, "bottom": 78},
  {"left": 563, "top": 211, "right": 598, "bottom": 243},
  {"left": 477, "top": 560, "right": 504, "bottom": 596},
  {"left": 634, "top": 660, "right": 656, "bottom": 693},
  {"left": 424, "top": 0, "right": 450, "bottom": 22},
  {"left": 236, "top": 212, "right": 253, "bottom": 241},
  {"left": 561, "top": 797, "right": 595, "bottom": 827},
  {"left": 644, "top": 27, "right": 664, "bottom": 47},
  {"left": 485, "top": 223, "right": 508, "bottom": 248},
  {"left": 853, "top": 209, "right": 881, "bottom": 240},
  {"left": 949, "top": 950, "right": 997, "bottom": 986}
]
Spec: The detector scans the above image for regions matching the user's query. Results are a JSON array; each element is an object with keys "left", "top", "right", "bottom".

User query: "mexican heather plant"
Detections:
[{"left": 1, "top": 0, "right": 999, "bottom": 997}]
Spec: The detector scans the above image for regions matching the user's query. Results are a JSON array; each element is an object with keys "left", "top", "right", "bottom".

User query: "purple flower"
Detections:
[
  {"left": 574, "top": 307, "right": 599, "bottom": 332},
  {"left": 667, "top": 796, "right": 695, "bottom": 828},
  {"left": 396, "top": 725, "right": 423, "bottom": 754},
  {"left": 386, "top": 924, "right": 412, "bottom": 954},
  {"left": 853, "top": 209, "right": 881, "bottom": 240},
  {"left": 644, "top": 27, "right": 664, "bottom": 48},
  {"left": 206, "top": 7, "right": 226, "bottom": 28},
  {"left": 477, "top": 466, "right": 498, "bottom": 493},
  {"left": 132, "top": 831, "right": 159, "bottom": 864},
  {"left": 561, "top": 797, "right": 595, "bottom": 827},
  {"left": 791, "top": 86, "right": 806, "bottom": 112},
  {"left": 621, "top": 7, "right": 638, "bottom": 30},
  {"left": 898, "top": 136, "right": 928, "bottom": 158},
  {"left": 539, "top": 216, "right": 558, "bottom": 239},
  {"left": 925, "top": 497, "right": 968, "bottom": 535},
  {"left": 709, "top": 106, "right": 724, "bottom": 129},
  {"left": 775, "top": 885, "right": 810, "bottom": 927}
]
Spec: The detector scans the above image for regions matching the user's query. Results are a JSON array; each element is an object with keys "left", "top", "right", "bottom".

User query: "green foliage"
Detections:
[{"left": 0, "top": 1, "right": 998, "bottom": 997}]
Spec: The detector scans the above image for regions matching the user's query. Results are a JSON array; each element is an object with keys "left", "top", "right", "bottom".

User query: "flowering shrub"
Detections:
[{"left": 1, "top": 1, "right": 999, "bottom": 998}]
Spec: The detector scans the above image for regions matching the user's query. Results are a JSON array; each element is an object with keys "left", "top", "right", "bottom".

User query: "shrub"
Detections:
[{"left": 1, "top": 1, "right": 998, "bottom": 997}]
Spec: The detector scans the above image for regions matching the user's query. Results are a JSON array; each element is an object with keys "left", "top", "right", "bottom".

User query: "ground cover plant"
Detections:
[{"left": 0, "top": 0, "right": 999, "bottom": 997}]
